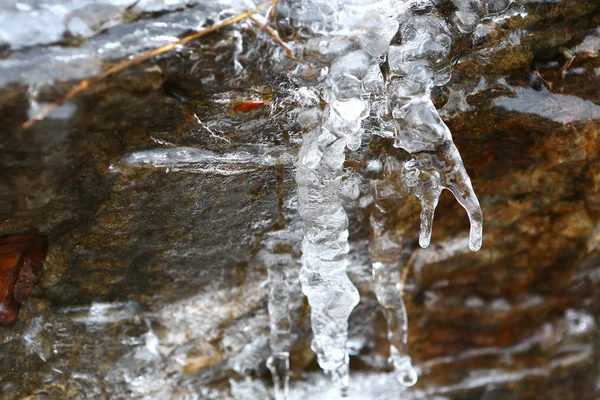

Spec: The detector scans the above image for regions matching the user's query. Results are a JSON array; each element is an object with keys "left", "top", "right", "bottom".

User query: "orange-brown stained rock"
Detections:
[{"left": 0, "top": 232, "right": 48, "bottom": 325}]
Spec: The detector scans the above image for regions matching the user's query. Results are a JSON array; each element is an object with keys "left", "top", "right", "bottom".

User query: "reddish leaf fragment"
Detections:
[
  {"left": 0, "top": 232, "right": 48, "bottom": 325},
  {"left": 235, "top": 101, "right": 265, "bottom": 113}
]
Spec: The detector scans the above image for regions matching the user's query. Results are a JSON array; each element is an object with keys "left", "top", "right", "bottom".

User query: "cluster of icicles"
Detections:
[{"left": 261, "top": 0, "right": 505, "bottom": 398}]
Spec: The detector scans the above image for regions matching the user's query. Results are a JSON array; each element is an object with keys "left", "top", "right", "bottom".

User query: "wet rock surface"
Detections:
[{"left": 0, "top": 0, "right": 599, "bottom": 399}]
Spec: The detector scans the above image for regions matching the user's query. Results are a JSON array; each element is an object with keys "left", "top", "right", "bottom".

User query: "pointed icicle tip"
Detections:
[{"left": 418, "top": 197, "right": 438, "bottom": 249}]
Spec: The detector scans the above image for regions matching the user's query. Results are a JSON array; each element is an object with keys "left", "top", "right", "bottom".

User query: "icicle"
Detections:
[
  {"left": 386, "top": 13, "right": 484, "bottom": 251},
  {"left": 368, "top": 203, "right": 418, "bottom": 386},
  {"left": 296, "top": 123, "right": 361, "bottom": 395},
  {"left": 261, "top": 228, "right": 296, "bottom": 400},
  {"left": 363, "top": 5, "right": 486, "bottom": 387},
  {"left": 293, "top": 45, "right": 378, "bottom": 398},
  {"left": 294, "top": 37, "right": 394, "bottom": 399},
  {"left": 267, "top": 353, "right": 290, "bottom": 400},
  {"left": 266, "top": 259, "right": 291, "bottom": 400},
  {"left": 372, "top": 261, "right": 417, "bottom": 386},
  {"left": 278, "top": 0, "right": 402, "bottom": 394}
]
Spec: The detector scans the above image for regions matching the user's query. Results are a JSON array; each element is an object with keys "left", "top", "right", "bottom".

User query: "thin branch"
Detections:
[
  {"left": 561, "top": 55, "right": 576, "bottom": 78},
  {"left": 534, "top": 70, "right": 553, "bottom": 92},
  {"left": 248, "top": 14, "right": 294, "bottom": 60},
  {"left": 559, "top": 46, "right": 576, "bottom": 79},
  {"left": 22, "top": 0, "right": 276, "bottom": 131},
  {"left": 248, "top": 12, "right": 315, "bottom": 79}
]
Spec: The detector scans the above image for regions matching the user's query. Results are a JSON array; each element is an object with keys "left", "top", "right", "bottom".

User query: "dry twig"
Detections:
[
  {"left": 248, "top": 14, "right": 294, "bottom": 60},
  {"left": 559, "top": 46, "right": 576, "bottom": 79},
  {"left": 534, "top": 70, "right": 553, "bottom": 92}
]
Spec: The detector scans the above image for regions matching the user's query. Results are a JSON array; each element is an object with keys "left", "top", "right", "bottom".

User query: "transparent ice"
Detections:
[
  {"left": 275, "top": 0, "right": 484, "bottom": 395},
  {"left": 277, "top": 0, "right": 408, "bottom": 394},
  {"left": 368, "top": 155, "right": 422, "bottom": 387},
  {"left": 385, "top": 11, "right": 484, "bottom": 252},
  {"left": 261, "top": 230, "right": 295, "bottom": 400}
]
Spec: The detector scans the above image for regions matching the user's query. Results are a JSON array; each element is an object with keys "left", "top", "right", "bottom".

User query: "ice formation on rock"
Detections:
[
  {"left": 6, "top": 0, "right": 600, "bottom": 399},
  {"left": 270, "top": 0, "right": 484, "bottom": 395},
  {"left": 275, "top": 0, "right": 404, "bottom": 394},
  {"left": 384, "top": 10, "right": 483, "bottom": 252}
]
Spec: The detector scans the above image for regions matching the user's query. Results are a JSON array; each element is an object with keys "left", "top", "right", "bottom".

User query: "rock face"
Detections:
[{"left": 0, "top": 1, "right": 599, "bottom": 399}]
